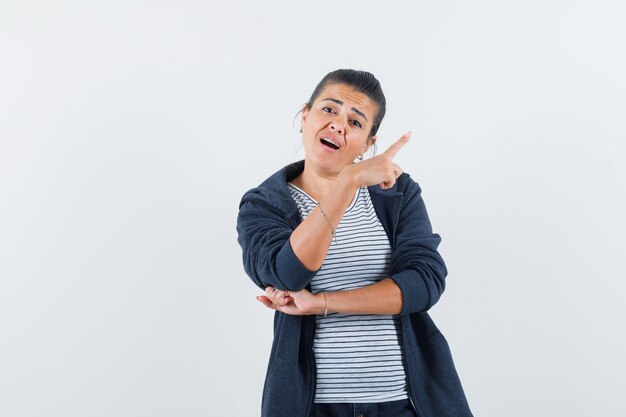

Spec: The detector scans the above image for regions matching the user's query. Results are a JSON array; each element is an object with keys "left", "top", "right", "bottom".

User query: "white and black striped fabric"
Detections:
[{"left": 287, "top": 182, "right": 408, "bottom": 404}]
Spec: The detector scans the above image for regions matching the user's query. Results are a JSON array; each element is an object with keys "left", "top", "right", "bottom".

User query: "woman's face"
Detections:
[{"left": 301, "top": 83, "right": 378, "bottom": 175}]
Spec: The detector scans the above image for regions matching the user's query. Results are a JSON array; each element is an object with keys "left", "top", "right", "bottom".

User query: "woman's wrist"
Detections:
[
  {"left": 338, "top": 164, "right": 362, "bottom": 190},
  {"left": 316, "top": 292, "right": 330, "bottom": 316}
]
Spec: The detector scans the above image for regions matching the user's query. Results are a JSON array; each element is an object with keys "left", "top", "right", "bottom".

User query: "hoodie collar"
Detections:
[{"left": 239, "top": 161, "right": 305, "bottom": 220}]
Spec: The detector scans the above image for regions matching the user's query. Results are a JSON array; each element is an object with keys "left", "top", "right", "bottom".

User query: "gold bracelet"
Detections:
[
  {"left": 317, "top": 202, "right": 337, "bottom": 245},
  {"left": 323, "top": 292, "right": 328, "bottom": 317}
]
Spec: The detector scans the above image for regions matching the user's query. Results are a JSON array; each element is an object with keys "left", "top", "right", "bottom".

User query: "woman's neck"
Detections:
[{"left": 292, "top": 162, "right": 342, "bottom": 202}]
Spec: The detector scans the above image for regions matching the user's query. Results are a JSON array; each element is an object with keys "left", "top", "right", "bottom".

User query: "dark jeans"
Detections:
[{"left": 310, "top": 399, "right": 417, "bottom": 417}]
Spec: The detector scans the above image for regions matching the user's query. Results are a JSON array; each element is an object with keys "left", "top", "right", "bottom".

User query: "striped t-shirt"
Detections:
[{"left": 287, "top": 182, "right": 408, "bottom": 404}]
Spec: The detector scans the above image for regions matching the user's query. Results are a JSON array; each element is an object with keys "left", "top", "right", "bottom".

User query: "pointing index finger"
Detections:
[{"left": 383, "top": 131, "right": 412, "bottom": 159}]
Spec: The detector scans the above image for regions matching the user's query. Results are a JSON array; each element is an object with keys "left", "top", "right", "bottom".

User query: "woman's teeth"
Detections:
[{"left": 321, "top": 138, "right": 339, "bottom": 150}]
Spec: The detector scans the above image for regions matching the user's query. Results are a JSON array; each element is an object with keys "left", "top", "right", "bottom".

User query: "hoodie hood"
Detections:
[{"left": 238, "top": 160, "right": 306, "bottom": 221}]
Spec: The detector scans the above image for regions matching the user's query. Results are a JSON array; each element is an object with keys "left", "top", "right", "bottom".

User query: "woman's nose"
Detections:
[{"left": 330, "top": 117, "right": 346, "bottom": 134}]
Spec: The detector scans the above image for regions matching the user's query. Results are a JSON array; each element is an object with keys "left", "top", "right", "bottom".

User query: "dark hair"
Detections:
[{"left": 305, "top": 69, "right": 386, "bottom": 138}]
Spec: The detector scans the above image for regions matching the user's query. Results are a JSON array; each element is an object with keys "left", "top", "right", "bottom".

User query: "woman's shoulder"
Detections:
[
  {"left": 238, "top": 161, "right": 304, "bottom": 215},
  {"left": 397, "top": 171, "right": 420, "bottom": 189}
]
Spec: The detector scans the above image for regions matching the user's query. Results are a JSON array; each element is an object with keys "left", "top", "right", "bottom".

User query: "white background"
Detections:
[{"left": 1, "top": 1, "right": 625, "bottom": 416}]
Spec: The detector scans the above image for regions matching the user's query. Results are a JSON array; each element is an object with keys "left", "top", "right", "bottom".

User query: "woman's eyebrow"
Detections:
[{"left": 321, "top": 98, "right": 369, "bottom": 122}]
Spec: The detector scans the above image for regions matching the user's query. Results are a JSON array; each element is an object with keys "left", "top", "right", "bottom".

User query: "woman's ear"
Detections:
[
  {"left": 301, "top": 104, "right": 309, "bottom": 125},
  {"left": 364, "top": 135, "right": 377, "bottom": 154}
]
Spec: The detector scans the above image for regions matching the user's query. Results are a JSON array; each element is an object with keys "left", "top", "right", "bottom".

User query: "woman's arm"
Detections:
[
  {"left": 237, "top": 134, "right": 411, "bottom": 292},
  {"left": 325, "top": 278, "right": 402, "bottom": 314},
  {"left": 288, "top": 173, "right": 358, "bottom": 271},
  {"left": 259, "top": 169, "right": 448, "bottom": 317},
  {"left": 258, "top": 278, "right": 402, "bottom": 315},
  {"left": 289, "top": 134, "right": 411, "bottom": 271}
]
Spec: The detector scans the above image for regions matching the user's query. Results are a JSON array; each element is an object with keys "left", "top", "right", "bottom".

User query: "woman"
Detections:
[{"left": 237, "top": 69, "right": 473, "bottom": 417}]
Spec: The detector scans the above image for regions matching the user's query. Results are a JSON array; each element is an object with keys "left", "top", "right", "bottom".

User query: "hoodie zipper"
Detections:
[
  {"left": 408, "top": 394, "right": 421, "bottom": 417},
  {"left": 304, "top": 315, "right": 317, "bottom": 417},
  {"left": 400, "top": 316, "right": 424, "bottom": 417}
]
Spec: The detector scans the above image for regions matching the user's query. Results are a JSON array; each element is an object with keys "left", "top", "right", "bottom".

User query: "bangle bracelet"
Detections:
[
  {"left": 317, "top": 202, "right": 337, "bottom": 245},
  {"left": 323, "top": 293, "right": 328, "bottom": 317}
]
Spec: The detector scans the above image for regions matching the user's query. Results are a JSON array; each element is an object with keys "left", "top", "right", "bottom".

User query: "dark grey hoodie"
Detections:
[{"left": 237, "top": 160, "right": 473, "bottom": 417}]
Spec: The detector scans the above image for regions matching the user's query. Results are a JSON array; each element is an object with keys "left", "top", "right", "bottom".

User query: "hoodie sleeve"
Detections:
[
  {"left": 388, "top": 178, "right": 448, "bottom": 316},
  {"left": 236, "top": 197, "right": 319, "bottom": 291}
]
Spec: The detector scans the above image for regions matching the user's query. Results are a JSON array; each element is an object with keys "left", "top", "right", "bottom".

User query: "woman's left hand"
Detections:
[{"left": 257, "top": 287, "right": 325, "bottom": 315}]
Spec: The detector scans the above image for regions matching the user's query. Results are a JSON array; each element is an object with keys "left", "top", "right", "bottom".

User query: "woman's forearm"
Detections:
[
  {"left": 289, "top": 139, "right": 408, "bottom": 273},
  {"left": 325, "top": 278, "right": 403, "bottom": 315},
  {"left": 289, "top": 171, "right": 359, "bottom": 271},
  {"left": 259, "top": 278, "right": 403, "bottom": 316}
]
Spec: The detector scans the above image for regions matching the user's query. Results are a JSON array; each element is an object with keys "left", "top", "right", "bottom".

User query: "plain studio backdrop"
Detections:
[{"left": 1, "top": 1, "right": 624, "bottom": 416}]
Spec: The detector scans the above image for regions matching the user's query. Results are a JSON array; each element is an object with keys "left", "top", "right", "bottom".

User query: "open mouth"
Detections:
[{"left": 320, "top": 137, "right": 340, "bottom": 150}]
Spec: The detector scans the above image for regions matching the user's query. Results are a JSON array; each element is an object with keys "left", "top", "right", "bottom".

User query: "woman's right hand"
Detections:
[
  {"left": 262, "top": 287, "right": 293, "bottom": 307},
  {"left": 342, "top": 132, "right": 411, "bottom": 190},
  {"left": 257, "top": 287, "right": 324, "bottom": 316}
]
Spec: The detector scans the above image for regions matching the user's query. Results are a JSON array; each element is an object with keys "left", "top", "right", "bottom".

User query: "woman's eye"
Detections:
[
  {"left": 322, "top": 107, "right": 335, "bottom": 114},
  {"left": 351, "top": 120, "right": 362, "bottom": 128}
]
